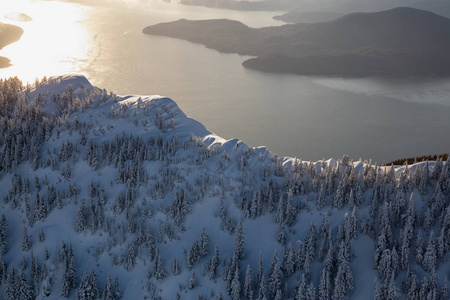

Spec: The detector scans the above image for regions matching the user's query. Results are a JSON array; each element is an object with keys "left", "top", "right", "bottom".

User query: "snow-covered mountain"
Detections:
[{"left": 0, "top": 75, "right": 449, "bottom": 300}]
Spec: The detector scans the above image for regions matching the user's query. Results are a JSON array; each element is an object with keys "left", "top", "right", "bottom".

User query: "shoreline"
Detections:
[{"left": 0, "top": 22, "right": 24, "bottom": 69}]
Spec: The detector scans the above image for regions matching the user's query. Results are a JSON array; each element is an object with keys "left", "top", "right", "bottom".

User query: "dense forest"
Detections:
[{"left": 0, "top": 75, "right": 449, "bottom": 299}]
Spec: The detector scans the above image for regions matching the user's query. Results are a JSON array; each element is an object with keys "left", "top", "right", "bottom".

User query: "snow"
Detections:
[{"left": 0, "top": 75, "right": 449, "bottom": 299}]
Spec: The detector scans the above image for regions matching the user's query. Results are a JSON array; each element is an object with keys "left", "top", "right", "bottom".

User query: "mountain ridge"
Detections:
[{"left": 0, "top": 75, "right": 449, "bottom": 299}]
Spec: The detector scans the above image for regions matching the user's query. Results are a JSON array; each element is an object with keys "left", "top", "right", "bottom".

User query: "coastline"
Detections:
[
  {"left": 0, "top": 56, "right": 11, "bottom": 68},
  {"left": 0, "top": 22, "right": 24, "bottom": 69}
]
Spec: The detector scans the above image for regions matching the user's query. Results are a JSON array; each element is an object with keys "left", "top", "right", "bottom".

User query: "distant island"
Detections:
[
  {"left": 273, "top": 11, "right": 343, "bottom": 23},
  {"left": 179, "top": 0, "right": 292, "bottom": 11},
  {"left": 143, "top": 7, "right": 450, "bottom": 77},
  {"left": 4, "top": 12, "right": 33, "bottom": 22},
  {"left": 179, "top": 0, "right": 450, "bottom": 20},
  {"left": 0, "top": 22, "right": 24, "bottom": 68}
]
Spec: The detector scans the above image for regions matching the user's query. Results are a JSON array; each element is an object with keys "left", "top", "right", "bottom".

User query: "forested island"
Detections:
[
  {"left": 0, "top": 22, "right": 23, "bottom": 68},
  {"left": 144, "top": 7, "right": 450, "bottom": 77}
]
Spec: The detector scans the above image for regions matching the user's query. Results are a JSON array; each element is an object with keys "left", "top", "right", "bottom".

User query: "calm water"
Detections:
[{"left": 2, "top": 0, "right": 450, "bottom": 163}]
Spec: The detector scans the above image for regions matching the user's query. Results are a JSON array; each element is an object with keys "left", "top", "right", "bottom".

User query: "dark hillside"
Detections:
[{"left": 144, "top": 7, "right": 450, "bottom": 76}]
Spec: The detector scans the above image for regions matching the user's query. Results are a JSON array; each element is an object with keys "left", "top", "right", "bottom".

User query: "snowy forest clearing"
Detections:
[{"left": 0, "top": 75, "right": 449, "bottom": 299}]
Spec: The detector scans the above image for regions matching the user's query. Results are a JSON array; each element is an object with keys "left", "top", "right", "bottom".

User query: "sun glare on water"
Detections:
[{"left": 0, "top": 0, "right": 92, "bottom": 84}]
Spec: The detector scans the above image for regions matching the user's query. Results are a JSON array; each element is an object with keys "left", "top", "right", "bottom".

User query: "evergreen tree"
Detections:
[
  {"left": 103, "top": 275, "right": 114, "bottom": 300},
  {"left": 423, "top": 231, "right": 437, "bottom": 272},
  {"left": 276, "top": 223, "right": 286, "bottom": 245},
  {"left": 333, "top": 180, "right": 345, "bottom": 209},
  {"left": 285, "top": 191, "right": 296, "bottom": 226},
  {"left": 441, "top": 278, "right": 448, "bottom": 300},
  {"left": 67, "top": 244, "right": 78, "bottom": 288},
  {"left": 244, "top": 265, "right": 253, "bottom": 300},
  {"left": 378, "top": 249, "right": 392, "bottom": 282},
  {"left": 39, "top": 227, "right": 45, "bottom": 242},
  {"left": 234, "top": 221, "right": 245, "bottom": 260},
  {"left": 256, "top": 252, "right": 264, "bottom": 285},
  {"left": 332, "top": 258, "right": 353, "bottom": 300},
  {"left": 75, "top": 201, "right": 86, "bottom": 233},
  {"left": 295, "top": 240, "right": 304, "bottom": 271},
  {"left": 419, "top": 162, "right": 429, "bottom": 194},
  {"left": 305, "top": 282, "right": 316, "bottom": 300},
  {"left": 126, "top": 242, "right": 136, "bottom": 271},
  {"left": 393, "top": 190, "right": 405, "bottom": 224},
  {"left": 188, "top": 271, "right": 197, "bottom": 290},
  {"left": 154, "top": 249, "right": 166, "bottom": 282},
  {"left": 173, "top": 257, "right": 180, "bottom": 275},
  {"left": 275, "top": 196, "right": 285, "bottom": 224},
  {"left": 61, "top": 271, "right": 70, "bottom": 297},
  {"left": 17, "top": 272, "right": 33, "bottom": 300},
  {"left": 295, "top": 274, "right": 307, "bottom": 300},
  {"left": 386, "top": 272, "right": 400, "bottom": 300},
  {"left": 0, "top": 214, "right": 8, "bottom": 255},
  {"left": 303, "top": 222, "right": 317, "bottom": 275},
  {"left": 198, "top": 227, "right": 209, "bottom": 258},
  {"left": 282, "top": 243, "right": 295, "bottom": 277},
  {"left": 269, "top": 260, "right": 282, "bottom": 299},
  {"left": 399, "top": 233, "right": 410, "bottom": 270},
  {"left": 350, "top": 206, "right": 358, "bottom": 240},
  {"left": 4, "top": 269, "right": 17, "bottom": 300},
  {"left": 391, "top": 247, "right": 399, "bottom": 277},
  {"left": 318, "top": 249, "right": 333, "bottom": 300},
  {"left": 231, "top": 268, "right": 241, "bottom": 300},
  {"left": 114, "top": 277, "right": 121, "bottom": 299},
  {"left": 77, "top": 269, "right": 99, "bottom": 300},
  {"left": 257, "top": 274, "right": 267, "bottom": 300},
  {"left": 348, "top": 188, "right": 356, "bottom": 211},
  {"left": 22, "top": 227, "right": 31, "bottom": 251},
  {"left": 407, "top": 275, "right": 419, "bottom": 300},
  {"left": 373, "top": 279, "right": 381, "bottom": 300},
  {"left": 209, "top": 244, "right": 220, "bottom": 280},
  {"left": 316, "top": 184, "right": 326, "bottom": 210},
  {"left": 274, "top": 289, "right": 282, "bottom": 300}
]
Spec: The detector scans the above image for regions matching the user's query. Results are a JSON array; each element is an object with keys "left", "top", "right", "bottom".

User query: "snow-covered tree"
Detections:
[
  {"left": 243, "top": 265, "right": 253, "bottom": 299},
  {"left": 209, "top": 244, "right": 220, "bottom": 280},
  {"left": 173, "top": 257, "right": 180, "bottom": 275},
  {"left": 234, "top": 221, "right": 245, "bottom": 260},
  {"left": 188, "top": 271, "right": 197, "bottom": 290},
  {"left": 75, "top": 201, "right": 86, "bottom": 233},
  {"left": 103, "top": 275, "right": 114, "bottom": 300},
  {"left": 423, "top": 231, "right": 437, "bottom": 272},
  {"left": 332, "top": 255, "right": 353, "bottom": 300},
  {"left": 77, "top": 269, "right": 99, "bottom": 300},
  {"left": 22, "top": 227, "right": 31, "bottom": 251},
  {"left": 154, "top": 249, "right": 166, "bottom": 282},
  {"left": 231, "top": 267, "right": 241, "bottom": 300}
]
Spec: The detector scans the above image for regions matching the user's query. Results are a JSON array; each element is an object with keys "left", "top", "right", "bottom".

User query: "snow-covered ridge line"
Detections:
[
  {"left": 28, "top": 74, "right": 267, "bottom": 156},
  {"left": 27, "top": 75, "right": 440, "bottom": 172}
]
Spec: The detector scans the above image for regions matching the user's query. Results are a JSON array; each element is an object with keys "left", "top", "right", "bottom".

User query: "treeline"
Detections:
[{"left": 385, "top": 154, "right": 449, "bottom": 166}]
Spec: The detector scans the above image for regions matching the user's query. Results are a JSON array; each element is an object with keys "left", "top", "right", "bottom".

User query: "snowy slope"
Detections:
[{"left": 0, "top": 75, "right": 449, "bottom": 300}]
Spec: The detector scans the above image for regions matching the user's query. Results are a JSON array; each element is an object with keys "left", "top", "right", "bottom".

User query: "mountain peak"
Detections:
[{"left": 335, "top": 6, "right": 449, "bottom": 23}]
